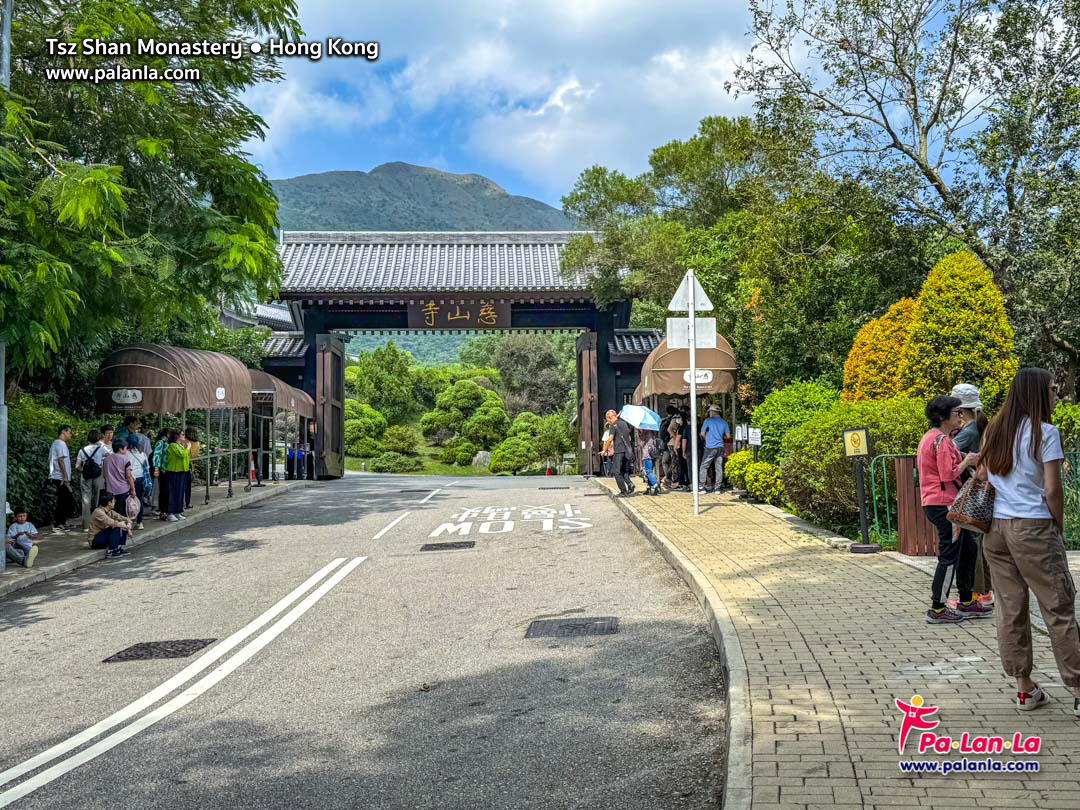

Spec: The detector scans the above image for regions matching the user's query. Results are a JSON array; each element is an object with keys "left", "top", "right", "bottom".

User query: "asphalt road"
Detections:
[{"left": 0, "top": 474, "right": 725, "bottom": 809}]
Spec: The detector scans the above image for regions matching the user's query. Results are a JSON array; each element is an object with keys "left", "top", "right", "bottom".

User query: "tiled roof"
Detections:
[
  {"left": 278, "top": 231, "right": 591, "bottom": 295},
  {"left": 609, "top": 329, "right": 663, "bottom": 358},
  {"left": 255, "top": 303, "right": 296, "bottom": 331},
  {"left": 262, "top": 333, "right": 307, "bottom": 359}
]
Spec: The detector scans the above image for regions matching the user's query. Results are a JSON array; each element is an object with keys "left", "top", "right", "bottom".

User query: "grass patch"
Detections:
[{"left": 346, "top": 439, "right": 492, "bottom": 477}]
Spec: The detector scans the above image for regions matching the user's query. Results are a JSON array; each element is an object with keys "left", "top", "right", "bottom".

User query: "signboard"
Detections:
[
  {"left": 408, "top": 299, "right": 511, "bottom": 329},
  {"left": 683, "top": 369, "right": 713, "bottom": 384},
  {"left": 735, "top": 424, "right": 747, "bottom": 442},
  {"left": 668, "top": 272, "right": 714, "bottom": 311},
  {"left": 748, "top": 427, "right": 762, "bottom": 447},
  {"left": 843, "top": 427, "right": 870, "bottom": 458},
  {"left": 666, "top": 318, "right": 717, "bottom": 349},
  {"left": 111, "top": 388, "right": 142, "bottom": 406},
  {"left": 215, "top": 386, "right": 226, "bottom": 401}
]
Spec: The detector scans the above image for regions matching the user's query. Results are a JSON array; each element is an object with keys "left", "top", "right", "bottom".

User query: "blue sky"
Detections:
[{"left": 243, "top": 1, "right": 753, "bottom": 207}]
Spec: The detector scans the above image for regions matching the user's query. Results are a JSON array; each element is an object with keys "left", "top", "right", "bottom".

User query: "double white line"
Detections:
[{"left": 0, "top": 556, "right": 366, "bottom": 806}]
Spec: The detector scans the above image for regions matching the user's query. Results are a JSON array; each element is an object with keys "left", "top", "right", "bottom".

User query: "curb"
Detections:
[
  {"left": 591, "top": 480, "right": 752, "bottom": 810},
  {"left": 0, "top": 480, "right": 310, "bottom": 600}
]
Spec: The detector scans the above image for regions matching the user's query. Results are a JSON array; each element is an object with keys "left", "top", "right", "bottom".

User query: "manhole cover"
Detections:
[
  {"left": 420, "top": 541, "right": 476, "bottom": 552},
  {"left": 103, "top": 639, "right": 217, "bottom": 663},
  {"left": 538, "top": 486, "right": 570, "bottom": 490},
  {"left": 525, "top": 617, "right": 619, "bottom": 638}
]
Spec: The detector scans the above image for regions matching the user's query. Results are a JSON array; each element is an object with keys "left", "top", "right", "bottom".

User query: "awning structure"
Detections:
[
  {"left": 637, "top": 335, "right": 737, "bottom": 400},
  {"left": 249, "top": 369, "right": 314, "bottom": 419},
  {"left": 95, "top": 344, "right": 253, "bottom": 413}
]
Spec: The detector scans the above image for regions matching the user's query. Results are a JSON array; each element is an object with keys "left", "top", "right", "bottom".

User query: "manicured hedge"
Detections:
[
  {"left": 751, "top": 380, "right": 838, "bottom": 463},
  {"left": 745, "top": 461, "right": 785, "bottom": 506},
  {"left": 369, "top": 451, "right": 424, "bottom": 473},
  {"left": 725, "top": 449, "right": 754, "bottom": 490}
]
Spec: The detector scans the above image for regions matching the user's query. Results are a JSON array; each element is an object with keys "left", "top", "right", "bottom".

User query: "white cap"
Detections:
[{"left": 950, "top": 383, "right": 983, "bottom": 411}]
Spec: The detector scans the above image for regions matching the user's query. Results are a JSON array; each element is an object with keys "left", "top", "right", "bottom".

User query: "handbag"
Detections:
[
  {"left": 947, "top": 473, "right": 996, "bottom": 534},
  {"left": 125, "top": 492, "right": 142, "bottom": 522}
]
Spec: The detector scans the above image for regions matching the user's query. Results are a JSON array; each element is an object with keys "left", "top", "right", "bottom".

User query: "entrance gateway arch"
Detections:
[{"left": 276, "top": 231, "right": 632, "bottom": 478}]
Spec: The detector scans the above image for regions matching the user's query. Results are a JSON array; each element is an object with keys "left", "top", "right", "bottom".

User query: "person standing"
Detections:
[
  {"left": 46, "top": 425, "right": 77, "bottom": 531},
  {"left": 152, "top": 428, "right": 170, "bottom": 520},
  {"left": 658, "top": 405, "right": 678, "bottom": 487},
  {"left": 98, "top": 425, "right": 115, "bottom": 456},
  {"left": 184, "top": 428, "right": 201, "bottom": 509},
  {"left": 114, "top": 415, "right": 139, "bottom": 447},
  {"left": 916, "top": 396, "right": 990, "bottom": 624},
  {"left": 605, "top": 409, "right": 635, "bottom": 496},
  {"left": 980, "top": 368, "right": 1080, "bottom": 714},
  {"left": 951, "top": 383, "right": 993, "bottom": 605},
  {"left": 75, "top": 429, "right": 105, "bottom": 532},
  {"left": 698, "top": 405, "right": 731, "bottom": 494},
  {"left": 102, "top": 439, "right": 137, "bottom": 529},
  {"left": 165, "top": 429, "right": 191, "bottom": 521},
  {"left": 679, "top": 407, "right": 695, "bottom": 491},
  {"left": 640, "top": 429, "right": 663, "bottom": 496},
  {"left": 125, "top": 434, "right": 149, "bottom": 529}
]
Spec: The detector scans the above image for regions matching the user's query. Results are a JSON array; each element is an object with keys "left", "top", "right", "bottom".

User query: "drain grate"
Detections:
[
  {"left": 525, "top": 617, "right": 619, "bottom": 638},
  {"left": 583, "top": 493, "right": 606, "bottom": 497},
  {"left": 538, "top": 486, "right": 570, "bottom": 490},
  {"left": 103, "top": 638, "right": 217, "bottom": 663},
  {"left": 420, "top": 541, "right": 476, "bottom": 552}
]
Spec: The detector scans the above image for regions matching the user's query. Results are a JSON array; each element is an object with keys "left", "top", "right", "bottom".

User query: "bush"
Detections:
[
  {"left": 745, "top": 461, "right": 785, "bottom": 506},
  {"left": 7, "top": 426, "right": 52, "bottom": 524},
  {"left": 489, "top": 436, "right": 539, "bottom": 475},
  {"left": 343, "top": 402, "right": 387, "bottom": 440},
  {"left": 369, "top": 451, "right": 424, "bottom": 473},
  {"left": 725, "top": 449, "right": 754, "bottom": 490},
  {"left": 1056, "top": 402, "right": 1080, "bottom": 451},
  {"left": 508, "top": 411, "right": 542, "bottom": 439},
  {"left": 842, "top": 298, "right": 916, "bottom": 401},
  {"left": 779, "top": 397, "right": 926, "bottom": 531},
  {"left": 382, "top": 425, "right": 420, "bottom": 455},
  {"left": 440, "top": 437, "right": 480, "bottom": 466},
  {"left": 898, "top": 251, "right": 1018, "bottom": 411},
  {"left": 346, "top": 437, "right": 383, "bottom": 458},
  {"left": 461, "top": 399, "right": 510, "bottom": 449},
  {"left": 751, "top": 380, "right": 839, "bottom": 463}
]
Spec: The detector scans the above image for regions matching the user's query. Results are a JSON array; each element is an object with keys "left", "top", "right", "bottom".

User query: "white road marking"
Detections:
[
  {"left": 0, "top": 557, "right": 348, "bottom": 790},
  {"left": 419, "top": 488, "right": 443, "bottom": 504},
  {"left": 373, "top": 511, "right": 411, "bottom": 539},
  {"left": 443, "top": 480, "right": 461, "bottom": 487},
  {"left": 0, "top": 557, "right": 367, "bottom": 808}
]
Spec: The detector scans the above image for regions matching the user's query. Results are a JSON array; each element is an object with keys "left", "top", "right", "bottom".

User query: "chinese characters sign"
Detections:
[{"left": 407, "top": 299, "right": 512, "bottom": 329}]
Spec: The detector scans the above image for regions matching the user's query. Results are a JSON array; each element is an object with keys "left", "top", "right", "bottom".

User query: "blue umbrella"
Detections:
[{"left": 618, "top": 404, "right": 661, "bottom": 431}]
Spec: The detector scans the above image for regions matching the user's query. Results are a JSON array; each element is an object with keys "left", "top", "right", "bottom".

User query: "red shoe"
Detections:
[{"left": 1017, "top": 686, "right": 1050, "bottom": 711}]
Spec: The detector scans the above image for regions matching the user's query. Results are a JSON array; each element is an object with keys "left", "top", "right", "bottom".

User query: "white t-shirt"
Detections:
[
  {"left": 77, "top": 443, "right": 104, "bottom": 470},
  {"left": 128, "top": 450, "right": 148, "bottom": 479},
  {"left": 988, "top": 420, "right": 1065, "bottom": 520},
  {"left": 48, "top": 439, "right": 71, "bottom": 481}
]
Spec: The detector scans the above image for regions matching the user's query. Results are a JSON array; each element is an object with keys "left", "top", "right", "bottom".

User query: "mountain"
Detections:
[{"left": 271, "top": 162, "right": 575, "bottom": 231}]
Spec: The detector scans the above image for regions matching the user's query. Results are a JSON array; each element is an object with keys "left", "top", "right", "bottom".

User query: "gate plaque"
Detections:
[{"left": 407, "top": 299, "right": 511, "bottom": 329}]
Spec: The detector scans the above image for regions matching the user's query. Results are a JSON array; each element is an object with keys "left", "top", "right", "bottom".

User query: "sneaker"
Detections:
[
  {"left": 24, "top": 546, "right": 38, "bottom": 569},
  {"left": 1072, "top": 697, "right": 1080, "bottom": 718},
  {"left": 177, "top": 513, "right": 187, "bottom": 520},
  {"left": 926, "top": 606, "right": 967, "bottom": 624},
  {"left": 979, "top": 592, "right": 995, "bottom": 607},
  {"left": 956, "top": 599, "right": 994, "bottom": 619},
  {"left": 167, "top": 514, "right": 180, "bottom": 522},
  {"left": 1017, "top": 686, "right": 1050, "bottom": 711},
  {"left": 135, "top": 523, "right": 144, "bottom": 530},
  {"left": 114, "top": 547, "right": 129, "bottom": 555}
]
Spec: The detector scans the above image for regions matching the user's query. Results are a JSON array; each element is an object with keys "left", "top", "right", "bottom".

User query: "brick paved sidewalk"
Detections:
[{"left": 597, "top": 480, "right": 1080, "bottom": 810}]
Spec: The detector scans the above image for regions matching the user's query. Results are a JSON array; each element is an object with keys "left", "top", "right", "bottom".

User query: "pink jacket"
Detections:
[{"left": 916, "top": 429, "right": 965, "bottom": 506}]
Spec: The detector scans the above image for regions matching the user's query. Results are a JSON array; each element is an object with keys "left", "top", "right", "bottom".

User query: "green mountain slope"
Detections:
[{"left": 272, "top": 162, "right": 575, "bottom": 231}]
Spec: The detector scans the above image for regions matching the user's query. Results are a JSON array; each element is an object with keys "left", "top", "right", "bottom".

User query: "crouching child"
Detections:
[{"left": 6, "top": 507, "right": 40, "bottom": 568}]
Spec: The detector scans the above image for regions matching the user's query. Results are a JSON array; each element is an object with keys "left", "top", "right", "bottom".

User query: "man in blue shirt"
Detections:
[{"left": 698, "top": 404, "right": 731, "bottom": 493}]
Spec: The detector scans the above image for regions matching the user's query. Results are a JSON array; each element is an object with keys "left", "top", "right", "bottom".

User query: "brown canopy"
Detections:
[
  {"left": 249, "top": 369, "right": 314, "bottom": 419},
  {"left": 95, "top": 343, "right": 253, "bottom": 413},
  {"left": 639, "top": 336, "right": 737, "bottom": 399}
]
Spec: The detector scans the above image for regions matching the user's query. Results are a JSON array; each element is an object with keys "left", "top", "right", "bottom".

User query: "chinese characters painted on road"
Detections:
[
  {"left": 407, "top": 299, "right": 512, "bottom": 329},
  {"left": 429, "top": 504, "right": 592, "bottom": 537}
]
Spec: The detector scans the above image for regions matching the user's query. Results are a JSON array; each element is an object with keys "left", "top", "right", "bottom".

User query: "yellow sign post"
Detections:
[{"left": 843, "top": 428, "right": 879, "bottom": 553}]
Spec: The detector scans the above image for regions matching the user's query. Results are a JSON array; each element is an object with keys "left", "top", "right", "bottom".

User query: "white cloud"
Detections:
[{"left": 245, "top": 0, "right": 752, "bottom": 193}]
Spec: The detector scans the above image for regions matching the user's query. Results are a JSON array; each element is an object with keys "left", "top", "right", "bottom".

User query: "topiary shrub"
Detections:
[
  {"left": 751, "top": 380, "right": 839, "bottom": 463},
  {"left": 369, "top": 451, "right": 424, "bottom": 473},
  {"left": 725, "top": 449, "right": 754, "bottom": 490},
  {"left": 381, "top": 425, "right": 420, "bottom": 455},
  {"left": 842, "top": 298, "right": 916, "bottom": 402},
  {"left": 508, "top": 411, "right": 542, "bottom": 440},
  {"left": 744, "top": 461, "right": 785, "bottom": 506},
  {"left": 489, "top": 435, "right": 539, "bottom": 475},
  {"left": 347, "top": 437, "right": 383, "bottom": 458},
  {"left": 440, "top": 437, "right": 480, "bottom": 465},
  {"left": 461, "top": 399, "right": 510, "bottom": 449},
  {"left": 343, "top": 403, "right": 388, "bottom": 443},
  {"left": 779, "top": 397, "right": 926, "bottom": 532},
  {"left": 898, "top": 251, "right": 1018, "bottom": 411}
]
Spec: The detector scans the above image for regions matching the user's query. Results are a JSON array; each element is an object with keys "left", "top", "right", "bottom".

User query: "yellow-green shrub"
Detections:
[
  {"left": 898, "top": 251, "right": 1018, "bottom": 410},
  {"left": 745, "top": 461, "right": 785, "bottom": 505},
  {"left": 725, "top": 449, "right": 754, "bottom": 489},
  {"left": 842, "top": 298, "right": 916, "bottom": 401}
]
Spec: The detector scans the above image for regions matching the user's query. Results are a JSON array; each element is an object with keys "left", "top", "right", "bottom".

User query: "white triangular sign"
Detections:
[{"left": 668, "top": 271, "right": 713, "bottom": 312}]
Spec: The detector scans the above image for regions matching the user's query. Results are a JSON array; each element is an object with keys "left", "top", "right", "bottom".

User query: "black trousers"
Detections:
[
  {"left": 611, "top": 452, "right": 632, "bottom": 494},
  {"left": 925, "top": 505, "right": 977, "bottom": 607},
  {"left": 46, "top": 479, "right": 77, "bottom": 527}
]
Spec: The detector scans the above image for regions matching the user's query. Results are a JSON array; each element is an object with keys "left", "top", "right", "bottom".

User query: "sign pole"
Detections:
[
  {"left": 0, "top": 0, "right": 12, "bottom": 573},
  {"left": 689, "top": 270, "right": 699, "bottom": 517},
  {"left": 854, "top": 458, "right": 870, "bottom": 543}
]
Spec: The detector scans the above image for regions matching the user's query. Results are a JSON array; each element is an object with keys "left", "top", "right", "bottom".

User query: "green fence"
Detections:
[{"left": 872, "top": 451, "right": 1080, "bottom": 549}]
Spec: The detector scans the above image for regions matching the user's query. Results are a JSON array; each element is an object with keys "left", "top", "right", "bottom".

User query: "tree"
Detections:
[
  {"left": 458, "top": 334, "right": 503, "bottom": 368},
  {"left": 420, "top": 379, "right": 508, "bottom": 448},
  {"left": 490, "top": 436, "right": 539, "bottom": 475},
  {"left": 735, "top": 0, "right": 1080, "bottom": 395},
  {"left": 534, "top": 413, "right": 573, "bottom": 465},
  {"left": 461, "top": 400, "right": 510, "bottom": 449},
  {"left": 898, "top": 252, "right": 1019, "bottom": 410},
  {"left": 508, "top": 412, "right": 542, "bottom": 440},
  {"left": 382, "top": 425, "right": 421, "bottom": 455},
  {"left": 842, "top": 299, "right": 917, "bottom": 402},
  {"left": 346, "top": 342, "right": 419, "bottom": 423},
  {"left": 750, "top": 381, "right": 839, "bottom": 463},
  {"left": 2, "top": 0, "right": 298, "bottom": 374},
  {"left": 491, "top": 334, "right": 571, "bottom": 416}
]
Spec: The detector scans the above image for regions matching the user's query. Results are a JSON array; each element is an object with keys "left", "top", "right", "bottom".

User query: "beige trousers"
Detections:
[{"left": 983, "top": 518, "right": 1080, "bottom": 687}]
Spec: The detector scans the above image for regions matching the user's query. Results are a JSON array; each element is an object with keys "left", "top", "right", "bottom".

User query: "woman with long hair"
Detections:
[{"left": 981, "top": 367, "right": 1080, "bottom": 714}]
